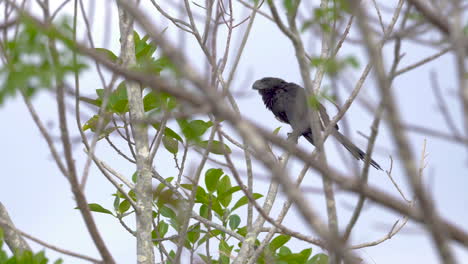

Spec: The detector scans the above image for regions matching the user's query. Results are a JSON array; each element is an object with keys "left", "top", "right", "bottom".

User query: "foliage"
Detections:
[
  {"left": 84, "top": 166, "right": 329, "bottom": 263},
  {"left": 0, "top": 5, "right": 338, "bottom": 264},
  {"left": 0, "top": 229, "right": 63, "bottom": 264},
  {"left": 82, "top": 31, "right": 230, "bottom": 155},
  {"left": 0, "top": 16, "right": 87, "bottom": 105}
]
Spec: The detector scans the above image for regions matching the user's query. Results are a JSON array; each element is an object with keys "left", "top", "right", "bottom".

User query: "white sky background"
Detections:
[{"left": 0, "top": 0, "right": 468, "bottom": 263}]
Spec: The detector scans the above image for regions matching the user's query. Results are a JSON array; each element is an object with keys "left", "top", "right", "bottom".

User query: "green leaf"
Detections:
[
  {"left": 154, "top": 176, "right": 174, "bottom": 196},
  {"left": 217, "top": 186, "right": 241, "bottom": 201},
  {"left": 205, "top": 168, "right": 223, "bottom": 193},
  {"left": 197, "top": 254, "right": 212, "bottom": 264},
  {"left": 113, "top": 194, "right": 120, "bottom": 212},
  {"left": 109, "top": 82, "right": 128, "bottom": 113},
  {"left": 181, "top": 184, "right": 209, "bottom": 204},
  {"left": 97, "top": 127, "right": 117, "bottom": 140},
  {"left": 219, "top": 239, "right": 232, "bottom": 264},
  {"left": 118, "top": 199, "right": 131, "bottom": 214},
  {"left": 310, "top": 57, "right": 324, "bottom": 67},
  {"left": 128, "top": 190, "right": 137, "bottom": 200},
  {"left": 199, "top": 204, "right": 210, "bottom": 218},
  {"left": 217, "top": 176, "right": 232, "bottom": 207},
  {"left": 152, "top": 123, "right": 183, "bottom": 142},
  {"left": 0, "top": 18, "right": 88, "bottom": 105},
  {"left": 187, "top": 224, "right": 201, "bottom": 244},
  {"left": 160, "top": 206, "right": 176, "bottom": 219},
  {"left": 269, "top": 235, "right": 291, "bottom": 252},
  {"left": 143, "top": 91, "right": 163, "bottom": 111},
  {"left": 158, "top": 221, "right": 169, "bottom": 237},
  {"left": 273, "top": 126, "right": 282, "bottom": 135},
  {"left": 211, "top": 197, "right": 225, "bottom": 218},
  {"left": 82, "top": 114, "right": 111, "bottom": 132},
  {"left": 301, "top": 19, "right": 314, "bottom": 32},
  {"left": 138, "top": 57, "right": 168, "bottom": 75},
  {"left": 152, "top": 221, "right": 169, "bottom": 245},
  {"left": 83, "top": 203, "right": 113, "bottom": 215},
  {"left": 308, "top": 95, "right": 321, "bottom": 110},
  {"left": 180, "top": 183, "right": 192, "bottom": 190},
  {"left": 283, "top": 0, "right": 294, "bottom": 13},
  {"left": 155, "top": 189, "right": 177, "bottom": 208},
  {"left": 232, "top": 193, "right": 263, "bottom": 211},
  {"left": 136, "top": 45, "right": 153, "bottom": 60},
  {"left": 345, "top": 56, "right": 360, "bottom": 68},
  {"left": 133, "top": 30, "right": 141, "bottom": 44},
  {"left": 279, "top": 246, "right": 292, "bottom": 256},
  {"left": 177, "top": 119, "right": 213, "bottom": 141},
  {"left": 95, "top": 48, "right": 118, "bottom": 62},
  {"left": 163, "top": 135, "right": 179, "bottom": 154},
  {"left": 298, "top": 248, "right": 313, "bottom": 263},
  {"left": 153, "top": 56, "right": 173, "bottom": 70},
  {"left": 197, "top": 140, "right": 232, "bottom": 155},
  {"left": 96, "top": 88, "right": 104, "bottom": 98},
  {"left": 229, "top": 214, "right": 241, "bottom": 230},
  {"left": 237, "top": 226, "right": 248, "bottom": 237}
]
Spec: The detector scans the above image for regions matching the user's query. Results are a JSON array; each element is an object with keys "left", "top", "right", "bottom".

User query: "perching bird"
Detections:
[{"left": 253, "top": 77, "right": 382, "bottom": 170}]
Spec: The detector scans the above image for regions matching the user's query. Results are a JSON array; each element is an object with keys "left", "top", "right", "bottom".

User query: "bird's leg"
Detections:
[{"left": 287, "top": 131, "right": 300, "bottom": 144}]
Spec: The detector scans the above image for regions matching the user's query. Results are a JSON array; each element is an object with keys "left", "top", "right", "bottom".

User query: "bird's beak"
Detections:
[{"left": 252, "top": 80, "right": 262, "bottom": 90}]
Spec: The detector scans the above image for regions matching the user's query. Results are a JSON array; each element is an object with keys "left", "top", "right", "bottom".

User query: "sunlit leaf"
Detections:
[
  {"left": 109, "top": 82, "right": 128, "bottom": 113},
  {"left": 152, "top": 123, "right": 183, "bottom": 142},
  {"left": 118, "top": 199, "right": 131, "bottom": 214},
  {"left": 232, "top": 193, "right": 263, "bottom": 211},
  {"left": 80, "top": 203, "right": 113, "bottom": 216},
  {"left": 273, "top": 126, "right": 282, "bottom": 135},
  {"left": 177, "top": 119, "right": 213, "bottom": 141},
  {"left": 197, "top": 140, "right": 231, "bottom": 155},
  {"left": 163, "top": 135, "right": 179, "bottom": 154},
  {"left": 217, "top": 176, "right": 232, "bottom": 207},
  {"left": 219, "top": 239, "right": 233, "bottom": 264},
  {"left": 187, "top": 224, "right": 201, "bottom": 244},
  {"left": 269, "top": 235, "right": 291, "bottom": 252},
  {"left": 205, "top": 168, "right": 223, "bottom": 193}
]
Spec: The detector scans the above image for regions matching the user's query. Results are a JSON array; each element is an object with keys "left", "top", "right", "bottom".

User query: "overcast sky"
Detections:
[{"left": 1, "top": 1, "right": 467, "bottom": 263}]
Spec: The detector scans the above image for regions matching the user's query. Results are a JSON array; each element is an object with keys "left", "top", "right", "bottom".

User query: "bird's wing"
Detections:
[
  {"left": 268, "top": 85, "right": 297, "bottom": 124},
  {"left": 284, "top": 84, "right": 312, "bottom": 134}
]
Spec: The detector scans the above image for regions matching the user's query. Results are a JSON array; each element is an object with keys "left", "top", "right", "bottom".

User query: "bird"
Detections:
[{"left": 252, "top": 77, "right": 382, "bottom": 170}]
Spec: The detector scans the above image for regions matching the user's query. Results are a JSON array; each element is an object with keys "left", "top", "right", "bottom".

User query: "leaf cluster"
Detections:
[
  {"left": 0, "top": 16, "right": 87, "bottom": 105},
  {"left": 0, "top": 229, "right": 63, "bottom": 264}
]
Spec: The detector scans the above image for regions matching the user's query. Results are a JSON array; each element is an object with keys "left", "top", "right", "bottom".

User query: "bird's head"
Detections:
[{"left": 252, "top": 77, "right": 286, "bottom": 90}]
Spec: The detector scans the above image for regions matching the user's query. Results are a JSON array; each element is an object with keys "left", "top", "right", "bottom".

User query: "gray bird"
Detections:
[{"left": 253, "top": 77, "right": 382, "bottom": 170}]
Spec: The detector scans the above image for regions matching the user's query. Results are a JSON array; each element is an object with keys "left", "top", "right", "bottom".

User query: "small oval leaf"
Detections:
[
  {"left": 269, "top": 234, "right": 291, "bottom": 252},
  {"left": 118, "top": 199, "right": 131, "bottom": 214},
  {"left": 229, "top": 214, "right": 241, "bottom": 230},
  {"left": 205, "top": 168, "right": 223, "bottom": 193},
  {"left": 163, "top": 135, "right": 178, "bottom": 154},
  {"left": 198, "top": 140, "right": 231, "bottom": 155}
]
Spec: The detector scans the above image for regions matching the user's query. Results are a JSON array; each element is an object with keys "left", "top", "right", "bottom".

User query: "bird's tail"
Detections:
[{"left": 332, "top": 131, "right": 382, "bottom": 170}]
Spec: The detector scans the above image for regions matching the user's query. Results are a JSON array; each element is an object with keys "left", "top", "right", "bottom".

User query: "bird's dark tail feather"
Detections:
[
  {"left": 304, "top": 131, "right": 382, "bottom": 170},
  {"left": 333, "top": 131, "right": 382, "bottom": 170}
]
